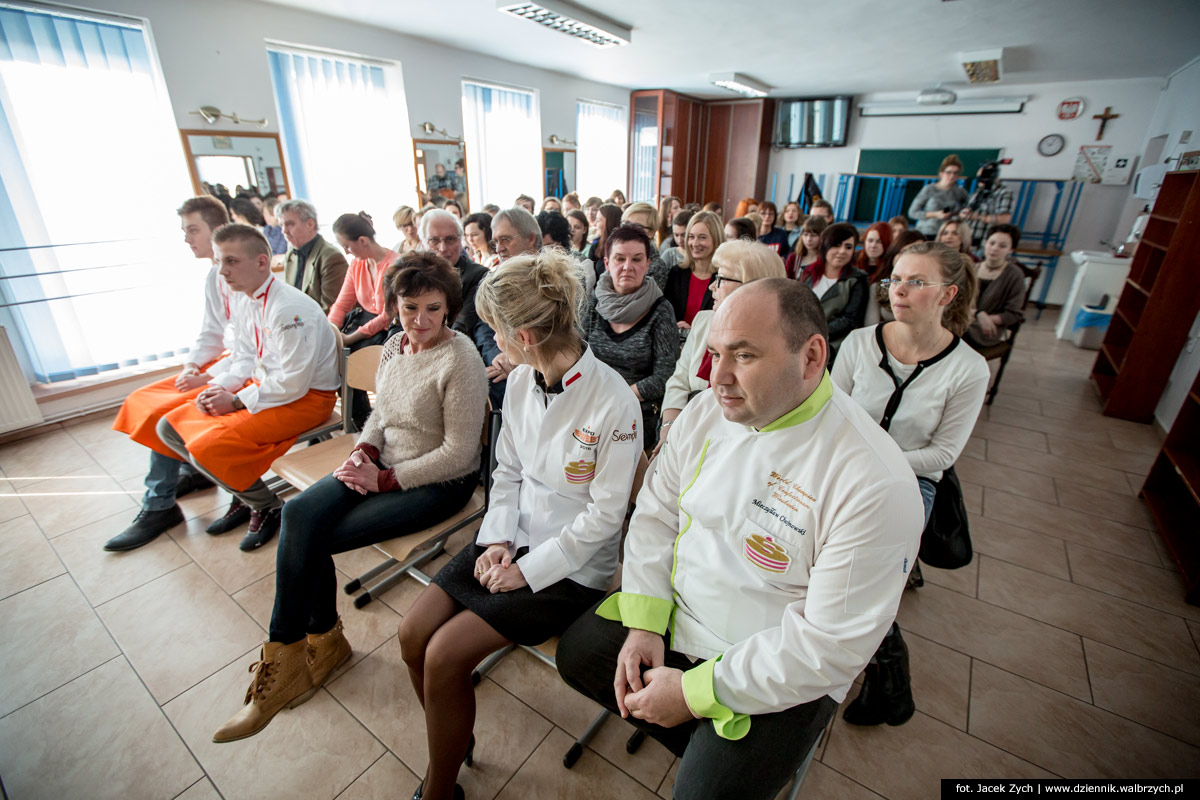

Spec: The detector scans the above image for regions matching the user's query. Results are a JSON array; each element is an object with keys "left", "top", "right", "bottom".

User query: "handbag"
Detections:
[{"left": 918, "top": 465, "right": 973, "bottom": 569}]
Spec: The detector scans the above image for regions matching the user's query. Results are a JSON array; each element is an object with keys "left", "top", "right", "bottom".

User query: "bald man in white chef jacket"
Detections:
[{"left": 556, "top": 278, "right": 924, "bottom": 800}]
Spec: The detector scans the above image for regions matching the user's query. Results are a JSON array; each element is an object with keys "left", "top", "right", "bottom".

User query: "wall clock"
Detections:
[{"left": 1038, "top": 134, "right": 1066, "bottom": 157}]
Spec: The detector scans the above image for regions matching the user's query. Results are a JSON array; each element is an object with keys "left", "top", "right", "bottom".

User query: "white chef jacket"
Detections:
[
  {"left": 189, "top": 264, "right": 243, "bottom": 379},
  {"left": 475, "top": 345, "right": 642, "bottom": 593},
  {"left": 210, "top": 275, "right": 340, "bottom": 413},
  {"left": 599, "top": 373, "right": 923, "bottom": 739}
]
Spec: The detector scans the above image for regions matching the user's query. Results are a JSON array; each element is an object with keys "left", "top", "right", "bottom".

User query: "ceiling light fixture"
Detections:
[
  {"left": 709, "top": 72, "right": 771, "bottom": 98},
  {"left": 961, "top": 48, "right": 1003, "bottom": 84},
  {"left": 496, "top": 1, "right": 631, "bottom": 48},
  {"left": 859, "top": 96, "right": 1029, "bottom": 117}
]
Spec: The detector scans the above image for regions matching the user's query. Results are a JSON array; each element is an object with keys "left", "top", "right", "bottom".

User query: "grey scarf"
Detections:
[{"left": 595, "top": 271, "right": 663, "bottom": 325}]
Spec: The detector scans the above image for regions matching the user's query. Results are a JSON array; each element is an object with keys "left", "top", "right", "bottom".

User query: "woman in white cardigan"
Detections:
[
  {"left": 655, "top": 240, "right": 786, "bottom": 456},
  {"left": 831, "top": 241, "right": 988, "bottom": 729},
  {"left": 398, "top": 250, "right": 642, "bottom": 800}
]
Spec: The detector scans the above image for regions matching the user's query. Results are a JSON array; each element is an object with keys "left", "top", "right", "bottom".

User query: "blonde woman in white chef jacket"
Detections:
[{"left": 397, "top": 249, "right": 642, "bottom": 800}]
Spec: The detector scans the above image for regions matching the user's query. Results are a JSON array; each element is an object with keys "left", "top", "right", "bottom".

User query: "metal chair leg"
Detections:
[
  {"left": 471, "top": 644, "right": 516, "bottom": 685},
  {"left": 564, "top": 709, "right": 612, "bottom": 768}
]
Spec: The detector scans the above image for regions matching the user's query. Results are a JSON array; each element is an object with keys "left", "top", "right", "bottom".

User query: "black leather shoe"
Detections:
[
  {"left": 175, "top": 471, "right": 214, "bottom": 498},
  {"left": 411, "top": 781, "right": 464, "bottom": 800},
  {"left": 104, "top": 505, "right": 184, "bottom": 551},
  {"left": 206, "top": 498, "right": 250, "bottom": 535},
  {"left": 239, "top": 506, "right": 282, "bottom": 551}
]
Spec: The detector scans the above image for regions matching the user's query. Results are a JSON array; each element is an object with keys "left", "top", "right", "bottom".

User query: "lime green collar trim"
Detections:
[{"left": 757, "top": 371, "right": 832, "bottom": 432}]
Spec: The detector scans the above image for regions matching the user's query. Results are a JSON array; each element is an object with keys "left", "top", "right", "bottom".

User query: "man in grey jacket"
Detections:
[{"left": 279, "top": 199, "right": 347, "bottom": 313}]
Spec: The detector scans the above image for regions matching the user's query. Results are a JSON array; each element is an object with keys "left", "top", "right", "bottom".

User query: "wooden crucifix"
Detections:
[{"left": 1093, "top": 106, "right": 1119, "bottom": 141}]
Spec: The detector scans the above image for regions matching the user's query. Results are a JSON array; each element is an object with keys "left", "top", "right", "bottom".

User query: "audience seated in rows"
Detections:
[
  {"left": 399, "top": 250, "right": 642, "bottom": 800},
  {"left": 213, "top": 251, "right": 488, "bottom": 745},
  {"left": 557, "top": 278, "right": 924, "bottom": 800},
  {"left": 581, "top": 224, "right": 677, "bottom": 452}
]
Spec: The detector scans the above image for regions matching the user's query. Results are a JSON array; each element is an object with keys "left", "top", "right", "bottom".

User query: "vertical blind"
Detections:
[
  {"left": 0, "top": 6, "right": 198, "bottom": 382},
  {"left": 267, "top": 46, "right": 414, "bottom": 238},
  {"left": 576, "top": 99, "right": 626, "bottom": 202},
  {"left": 461, "top": 80, "right": 541, "bottom": 208}
]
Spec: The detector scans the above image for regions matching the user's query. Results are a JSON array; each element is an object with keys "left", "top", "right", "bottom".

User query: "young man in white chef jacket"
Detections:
[{"left": 556, "top": 278, "right": 924, "bottom": 800}]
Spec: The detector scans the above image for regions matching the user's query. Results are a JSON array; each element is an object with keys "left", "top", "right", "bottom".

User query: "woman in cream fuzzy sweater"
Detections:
[{"left": 211, "top": 251, "right": 487, "bottom": 745}]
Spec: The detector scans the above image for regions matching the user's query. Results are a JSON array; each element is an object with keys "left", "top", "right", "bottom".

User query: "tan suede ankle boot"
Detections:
[
  {"left": 212, "top": 640, "right": 315, "bottom": 743},
  {"left": 307, "top": 617, "right": 352, "bottom": 688}
]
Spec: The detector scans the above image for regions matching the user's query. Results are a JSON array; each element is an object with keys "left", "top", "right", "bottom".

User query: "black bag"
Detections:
[{"left": 918, "top": 465, "right": 973, "bottom": 569}]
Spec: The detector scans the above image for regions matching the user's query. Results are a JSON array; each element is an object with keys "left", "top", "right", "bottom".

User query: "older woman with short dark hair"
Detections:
[
  {"left": 582, "top": 224, "right": 678, "bottom": 451},
  {"left": 211, "top": 251, "right": 488, "bottom": 745}
]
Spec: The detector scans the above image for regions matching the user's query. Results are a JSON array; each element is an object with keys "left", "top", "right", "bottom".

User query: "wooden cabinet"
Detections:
[
  {"left": 1141, "top": 365, "right": 1200, "bottom": 605},
  {"left": 627, "top": 90, "right": 773, "bottom": 212},
  {"left": 701, "top": 99, "right": 774, "bottom": 214},
  {"left": 1090, "top": 170, "right": 1200, "bottom": 422}
]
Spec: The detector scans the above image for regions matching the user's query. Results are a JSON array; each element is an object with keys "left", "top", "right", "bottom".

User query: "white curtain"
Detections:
[
  {"left": 267, "top": 46, "right": 414, "bottom": 241},
  {"left": 461, "top": 81, "right": 541, "bottom": 209},
  {"left": 0, "top": 6, "right": 196, "bottom": 382},
  {"left": 577, "top": 100, "right": 627, "bottom": 202}
]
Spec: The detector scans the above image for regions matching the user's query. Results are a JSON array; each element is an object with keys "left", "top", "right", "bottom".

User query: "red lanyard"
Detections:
[{"left": 253, "top": 277, "right": 275, "bottom": 361}]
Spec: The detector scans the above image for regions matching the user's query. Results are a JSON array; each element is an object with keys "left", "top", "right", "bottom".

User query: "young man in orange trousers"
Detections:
[
  {"left": 106, "top": 224, "right": 340, "bottom": 552},
  {"left": 107, "top": 196, "right": 241, "bottom": 551}
]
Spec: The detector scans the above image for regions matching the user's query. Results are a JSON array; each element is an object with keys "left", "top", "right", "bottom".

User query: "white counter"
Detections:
[{"left": 1054, "top": 251, "right": 1132, "bottom": 339}]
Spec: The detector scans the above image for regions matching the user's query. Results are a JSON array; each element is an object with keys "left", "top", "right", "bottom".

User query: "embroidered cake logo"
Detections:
[
  {"left": 564, "top": 460, "right": 596, "bottom": 484},
  {"left": 572, "top": 427, "right": 599, "bottom": 447},
  {"left": 744, "top": 533, "right": 790, "bottom": 573}
]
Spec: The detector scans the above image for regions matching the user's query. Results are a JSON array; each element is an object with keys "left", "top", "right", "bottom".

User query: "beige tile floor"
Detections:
[{"left": 2, "top": 309, "right": 1199, "bottom": 800}]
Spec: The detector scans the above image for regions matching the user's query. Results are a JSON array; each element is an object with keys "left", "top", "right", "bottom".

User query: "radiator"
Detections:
[{"left": 0, "top": 326, "right": 43, "bottom": 433}]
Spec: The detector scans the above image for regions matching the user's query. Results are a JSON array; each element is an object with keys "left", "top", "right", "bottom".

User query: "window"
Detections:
[
  {"left": 576, "top": 99, "right": 627, "bottom": 202},
  {"left": 0, "top": 5, "right": 197, "bottom": 382},
  {"left": 267, "top": 44, "right": 414, "bottom": 237},
  {"left": 630, "top": 95, "right": 658, "bottom": 203},
  {"left": 461, "top": 80, "right": 540, "bottom": 208}
]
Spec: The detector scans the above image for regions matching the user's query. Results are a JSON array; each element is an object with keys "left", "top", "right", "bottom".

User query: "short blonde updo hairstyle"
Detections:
[
  {"left": 621, "top": 201, "right": 659, "bottom": 233},
  {"left": 475, "top": 249, "right": 583, "bottom": 354},
  {"left": 711, "top": 240, "right": 787, "bottom": 283}
]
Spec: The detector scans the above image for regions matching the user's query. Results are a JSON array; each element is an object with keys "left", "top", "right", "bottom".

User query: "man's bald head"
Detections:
[{"left": 708, "top": 279, "right": 828, "bottom": 428}]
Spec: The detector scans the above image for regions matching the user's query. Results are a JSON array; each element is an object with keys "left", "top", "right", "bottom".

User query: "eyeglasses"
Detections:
[
  {"left": 711, "top": 274, "right": 743, "bottom": 289},
  {"left": 426, "top": 236, "right": 460, "bottom": 247},
  {"left": 879, "top": 279, "right": 950, "bottom": 290},
  {"left": 490, "top": 235, "right": 518, "bottom": 249}
]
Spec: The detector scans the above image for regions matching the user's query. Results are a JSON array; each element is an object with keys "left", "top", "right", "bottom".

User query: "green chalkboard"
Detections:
[
  {"left": 858, "top": 149, "right": 1001, "bottom": 177},
  {"left": 849, "top": 149, "right": 1001, "bottom": 223}
]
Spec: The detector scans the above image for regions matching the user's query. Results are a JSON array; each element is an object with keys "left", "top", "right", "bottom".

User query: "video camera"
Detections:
[{"left": 968, "top": 158, "right": 1012, "bottom": 214}]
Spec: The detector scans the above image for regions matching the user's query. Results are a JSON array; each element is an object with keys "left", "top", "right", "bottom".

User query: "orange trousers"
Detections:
[
  {"left": 161, "top": 389, "right": 337, "bottom": 492},
  {"left": 112, "top": 358, "right": 224, "bottom": 459}
]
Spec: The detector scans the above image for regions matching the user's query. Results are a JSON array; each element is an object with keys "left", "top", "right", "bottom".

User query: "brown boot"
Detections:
[
  {"left": 307, "top": 617, "right": 352, "bottom": 688},
  {"left": 212, "top": 640, "right": 315, "bottom": 743}
]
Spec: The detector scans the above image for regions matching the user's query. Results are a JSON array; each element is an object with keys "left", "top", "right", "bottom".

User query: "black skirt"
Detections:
[{"left": 432, "top": 544, "right": 607, "bottom": 645}]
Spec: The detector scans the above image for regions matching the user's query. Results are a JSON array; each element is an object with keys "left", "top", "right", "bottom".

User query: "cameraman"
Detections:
[
  {"left": 908, "top": 155, "right": 969, "bottom": 237},
  {"left": 962, "top": 160, "right": 1013, "bottom": 246}
]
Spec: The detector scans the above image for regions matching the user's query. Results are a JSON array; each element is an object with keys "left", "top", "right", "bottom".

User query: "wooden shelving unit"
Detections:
[
  {"left": 1141, "top": 367, "right": 1200, "bottom": 606},
  {"left": 1090, "top": 170, "right": 1200, "bottom": 422}
]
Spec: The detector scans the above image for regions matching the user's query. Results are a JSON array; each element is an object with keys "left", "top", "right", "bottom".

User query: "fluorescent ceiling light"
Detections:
[
  {"left": 496, "top": 1, "right": 631, "bottom": 48},
  {"left": 961, "top": 48, "right": 1004, "bottom": 83},
  {"left": 858, "top": 96, "right": 1028, "bottom": 116},
  {"left": 710, "top": 72, "right": 771, "bottom": 98}
]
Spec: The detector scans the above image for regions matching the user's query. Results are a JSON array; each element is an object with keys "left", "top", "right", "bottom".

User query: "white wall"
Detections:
[
  {"left": 87, "top": 0, "right": 630, "bottom": 202},
  {"left": 1145, "top": 56, "right": 1200, "bottom": 431},
  {"left": 765, "top": 78, "right": 1162, "bottom": 305}
]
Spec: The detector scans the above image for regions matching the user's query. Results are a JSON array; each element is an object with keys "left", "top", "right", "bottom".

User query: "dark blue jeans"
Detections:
[
  {"left": 557, "top": 603, "right": 837, "bottom": 800},
  {"left": 269, "top": 471, "right": 476, "bottom": 643}
]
